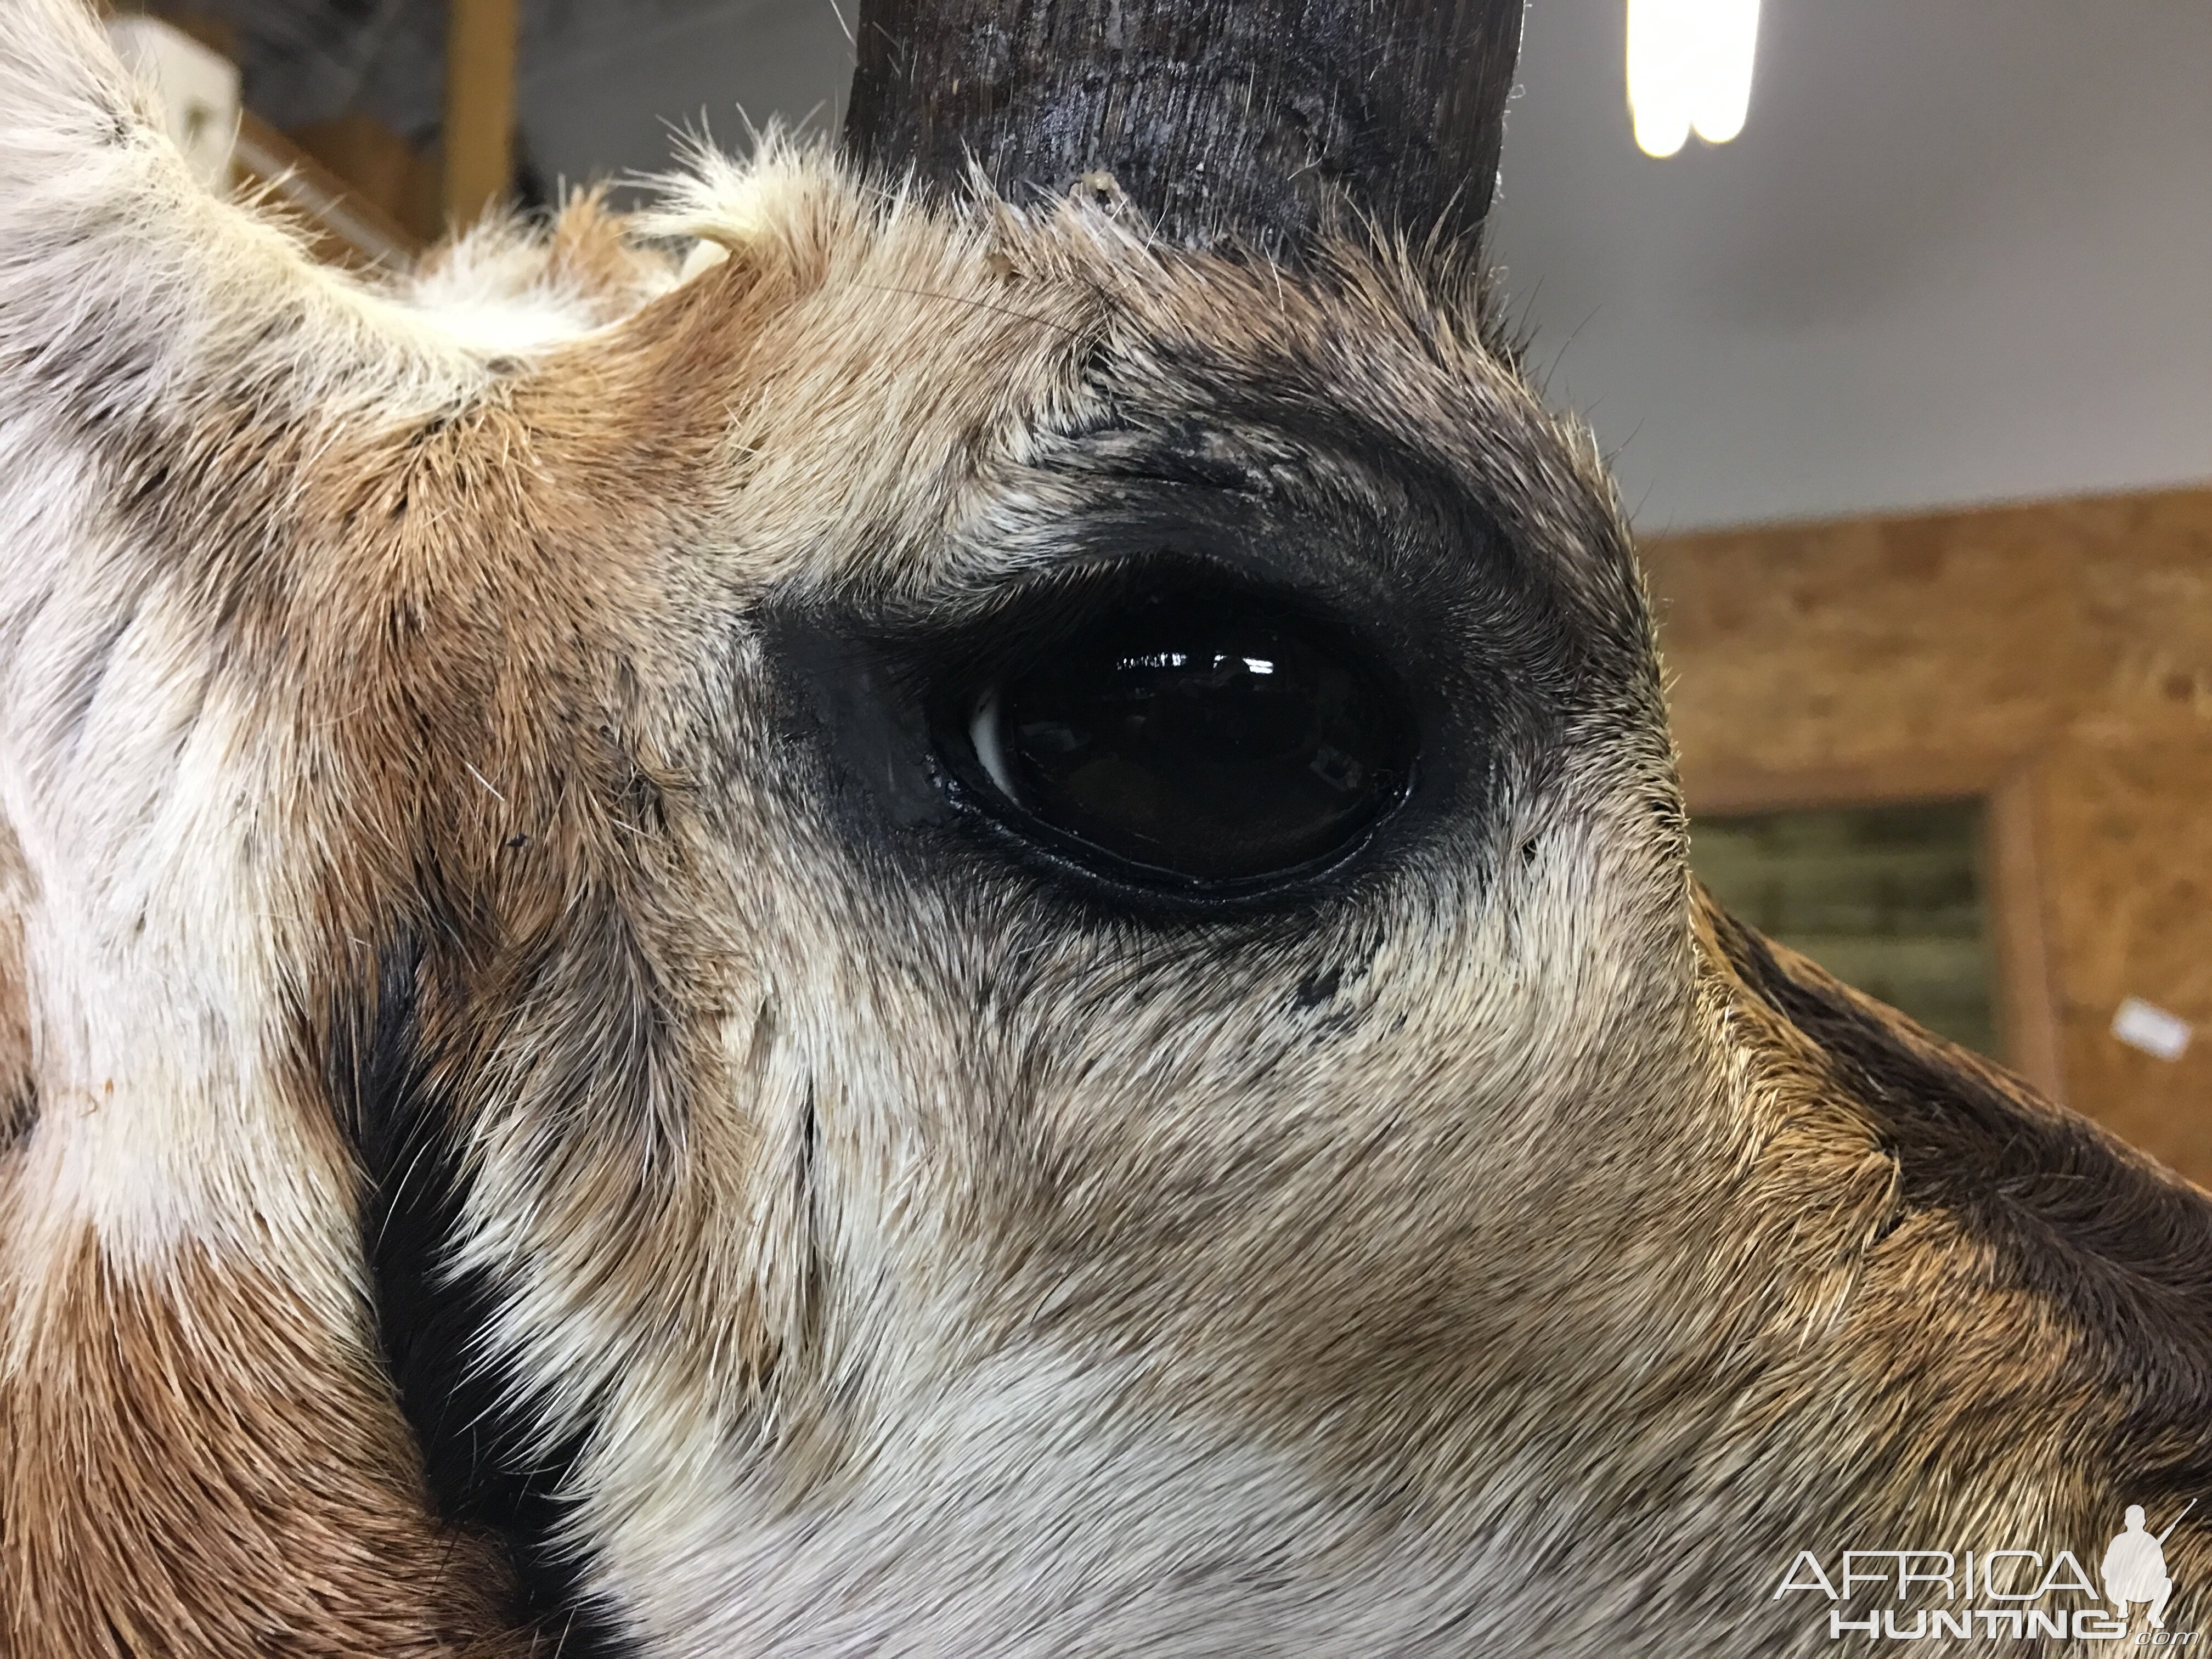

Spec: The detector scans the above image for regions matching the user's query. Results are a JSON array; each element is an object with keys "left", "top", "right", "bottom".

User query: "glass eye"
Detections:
[{"left": 957, "top": 586, "right": 1415, "bottom": 887}]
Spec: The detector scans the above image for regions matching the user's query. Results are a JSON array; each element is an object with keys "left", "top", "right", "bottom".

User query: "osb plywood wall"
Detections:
[{"left": 1645, "top": 487, "right": 2212, "bottom": 1183}]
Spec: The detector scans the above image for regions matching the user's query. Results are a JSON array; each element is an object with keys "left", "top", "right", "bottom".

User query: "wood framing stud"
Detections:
[
  {"left": 443, "top": 0, "right": 518, "bottom": 228},
  {"left": 1986, "top": 767, "right": 2066, "bottom": 1101}
]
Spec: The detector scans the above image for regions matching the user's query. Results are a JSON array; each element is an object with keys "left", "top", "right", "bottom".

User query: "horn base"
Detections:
[{"left": 845, "top": 0, "right": 1524, "bottom": 258}]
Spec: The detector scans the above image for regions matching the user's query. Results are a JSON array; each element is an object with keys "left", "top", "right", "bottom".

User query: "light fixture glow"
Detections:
[{"left": 1627, "top": 0, "right": 1760, "bottom": 158}]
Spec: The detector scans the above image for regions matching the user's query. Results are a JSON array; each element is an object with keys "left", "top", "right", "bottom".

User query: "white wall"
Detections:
[
  {"left": 518, "top": 0, "right": 851, "bottom": 194},
  {"left": 1486, "top": 0, "right": 2212, "bottom": 532},
  {"left": 513, "top": 0, "right": 2212, "bottom": 534}
]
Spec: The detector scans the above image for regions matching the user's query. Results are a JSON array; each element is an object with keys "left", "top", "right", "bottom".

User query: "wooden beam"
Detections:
[
  {"left": 443, "top": 0, "right": 517, "bottom": 228},
  {"left": 233, "top": 111, "right": 422, "bottom": 270},
  {"left": 1986, "top": 765, "right": 2066, "bottom": 1101}
]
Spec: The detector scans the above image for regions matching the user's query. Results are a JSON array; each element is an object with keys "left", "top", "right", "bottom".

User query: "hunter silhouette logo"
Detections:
[
  {"left": 2106, "top": 1502, "right": 2191, "bottom": 1630},
  {"left": 1775, "top": 1502, "right": 2199, "bottom": 1641}
]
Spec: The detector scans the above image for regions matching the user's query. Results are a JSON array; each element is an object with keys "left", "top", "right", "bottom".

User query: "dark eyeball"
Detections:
[{"left": 951, "top": 584, "right": 1415, "bottom": 887}]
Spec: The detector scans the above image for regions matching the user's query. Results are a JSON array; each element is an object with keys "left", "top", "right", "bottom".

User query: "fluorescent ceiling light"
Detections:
[{"left": 1627, "top": 0, "right": 1760, "bottom": 159}]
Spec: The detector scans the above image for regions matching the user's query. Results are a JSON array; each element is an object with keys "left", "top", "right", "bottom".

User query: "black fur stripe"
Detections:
[{"left": 327, "top": 936, "right": 629, "bottom": 1659}]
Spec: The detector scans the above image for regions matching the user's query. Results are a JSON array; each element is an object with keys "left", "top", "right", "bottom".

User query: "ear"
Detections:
[
  {"left": 3, "top": 0, "right": 273, "bottom": 420},
  {"left": 0, "top": 0, "right": 507, "bottom": 463},
  {"left": 0, "top": 0, "right": 162, "bottom": 408}
]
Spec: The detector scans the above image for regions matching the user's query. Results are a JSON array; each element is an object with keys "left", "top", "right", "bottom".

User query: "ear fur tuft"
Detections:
[{"left": 0, "top": 0, "right": 216, "bottom": 422}]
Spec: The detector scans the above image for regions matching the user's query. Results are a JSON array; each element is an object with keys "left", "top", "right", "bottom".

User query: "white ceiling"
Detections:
[
  {"left": 517, "top": 0, "right": 2212, "bottom": 533},
  {"left": 1487, "top": 0, "right": 2212, "bottom": 531}
]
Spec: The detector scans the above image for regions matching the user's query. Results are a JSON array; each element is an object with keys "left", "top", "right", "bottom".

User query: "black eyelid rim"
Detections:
[{"left": 932, "top": 748, "right": 1424, "bottom": 911}]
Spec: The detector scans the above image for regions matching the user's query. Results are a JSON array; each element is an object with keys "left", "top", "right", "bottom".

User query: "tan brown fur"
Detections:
[
  {"left": 0, "top": 1235, "right": 521, "bottom": 1657},
  {"left": 1694, "top": 890, "right": 2212, "bottom": 1644}
]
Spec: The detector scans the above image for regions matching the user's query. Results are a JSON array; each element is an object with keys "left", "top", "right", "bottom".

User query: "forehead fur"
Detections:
[{"left": 686, "top": 146, "right": 1623, "bottom": 590}]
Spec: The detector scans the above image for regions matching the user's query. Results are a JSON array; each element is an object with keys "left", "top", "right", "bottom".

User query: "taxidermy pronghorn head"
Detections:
[{"left": 4, "top": 0, "right": 2211, "bottom": 1653}]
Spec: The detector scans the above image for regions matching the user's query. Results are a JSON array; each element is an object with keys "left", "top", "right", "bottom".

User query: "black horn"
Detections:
[{"left": 843, "top": 0, "right": 1527, "bottom": 257}]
